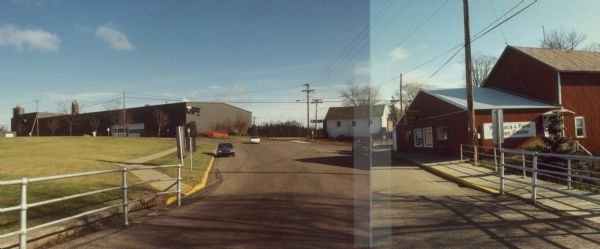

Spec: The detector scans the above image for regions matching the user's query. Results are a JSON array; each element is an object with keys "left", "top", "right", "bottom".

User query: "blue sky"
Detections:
[
  {"left": 0, "top": 0, "right": 369, "bottom": 129},
  {"left": 3, "top": 0, "right": 600, "bottom": 130},
  {"left": 372, "top": 0, "right": 600, "bottom": 97}
]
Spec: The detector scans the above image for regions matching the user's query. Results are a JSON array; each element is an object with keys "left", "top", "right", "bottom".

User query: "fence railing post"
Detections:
[
  {"left": 567, "top": 160, "right": 572, "bottom": 190},
  {"left": 531, "top": 153, "right": 538, "bottom": 204},
  {"left": 177, "top": 163, "right": 182, "bottom": 207},
  {"left": 122, "top": 168, "right": 129, "bottom": 226},
  {"left": 494, "top": 147, "right": 498, "bottom": 172},
  {"left": 522, "top": 151, "right": 526, "bottom": 178},
  {"left": 19, "top": 178, "right": 28, "bottom": 249},
  {"left": 460, "top": 144, "right": 464, "bottom": 161},
  {"left": 499, "top": 149, "right": 504, "bottom": 194}
]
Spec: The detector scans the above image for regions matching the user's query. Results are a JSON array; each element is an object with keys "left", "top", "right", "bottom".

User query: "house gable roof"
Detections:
[
  {"left": 325, "top": 104, "right": 386, "bottom": 120},
  {"left": 422, "top": 88, "right": 557, "bottom": 110},
  {"left": 510, "top": 46, "right": 600, "bottom": 73}
]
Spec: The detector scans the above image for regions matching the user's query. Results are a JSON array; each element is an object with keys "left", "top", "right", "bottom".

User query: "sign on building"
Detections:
[{"left": 483, "top": 121, "right": 536, "bottom": 140}]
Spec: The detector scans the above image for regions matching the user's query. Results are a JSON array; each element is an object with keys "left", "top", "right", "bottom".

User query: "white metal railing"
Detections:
[
  {"left": 460, "top": 144, "right": 600, "bottom": 205},
  {"left": 0, "top": 163, "right": 182, "bottom": 249}
]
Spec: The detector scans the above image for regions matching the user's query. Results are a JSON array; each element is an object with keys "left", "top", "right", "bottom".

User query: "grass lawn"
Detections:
[
  {"left": 0, "top": 136, "right": 175, "bottom": 235},
  {"left": 146, "top": 142, "right": 216, "bottom": 187}
]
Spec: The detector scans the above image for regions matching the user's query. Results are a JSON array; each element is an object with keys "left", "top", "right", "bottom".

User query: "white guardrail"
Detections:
[
  {"left": 460, "top": 144, "right": 600, "bottom": 205},
  {"left": 0, "top": 163, "right": 182, "bottom": 249}
]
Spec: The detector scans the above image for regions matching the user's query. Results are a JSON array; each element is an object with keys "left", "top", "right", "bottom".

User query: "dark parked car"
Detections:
[{"left": 216, "top": 143, "right": 235, "bottom": 157}]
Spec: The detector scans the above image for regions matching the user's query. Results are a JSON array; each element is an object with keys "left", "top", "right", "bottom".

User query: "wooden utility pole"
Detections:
[
  {"left": 302, "top": 84, "right": 314, "bottom": 141},
  {"left": 33, "top": 99, "right": 40, "bottom": 136},
  {"left": 463, "top": 0, "right": 478, "bottom": 163},
  {"left": 399, "top": 73, "right": 403, "bottom": 121},
  {"left": 122, "top": 91, "right": 127, "bottom": 137},
  {"left": 311, "top": 99, "right": 323, "bottom": 139}
]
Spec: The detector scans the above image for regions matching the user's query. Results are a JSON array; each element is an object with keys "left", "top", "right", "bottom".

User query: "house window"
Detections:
[
  {"left": 336, "top": 121, "right": 341, "bottom": 127},
  {"left": 352, "top": 121, "right": 356, "bottom": 127},
  {"left": 424, "top": 127, "right": 433, "bottom": 148},
  {"left": 575, "top": 116, "right": 586, "bottom": 138},
  {"left": 405, "top": 130, "right": 412, "bottom": 142},
  {"left": 437, "top": 126, "right": 448, "bottom": 140},
  {"left": 414, "top": 128, "right": 423, "bottom": 147}
]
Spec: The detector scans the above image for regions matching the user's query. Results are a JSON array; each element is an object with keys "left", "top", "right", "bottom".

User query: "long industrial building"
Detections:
[{"left": 11, "top": 102, "right": 252, "bottom": 137}]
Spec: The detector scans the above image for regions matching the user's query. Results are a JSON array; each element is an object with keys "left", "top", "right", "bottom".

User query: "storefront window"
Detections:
[
  {"left": 414, "top": 128, "right": 423, "bottom": 147},
  {"left": 424, "top": 127, "right": 433, "bottom": 148}
]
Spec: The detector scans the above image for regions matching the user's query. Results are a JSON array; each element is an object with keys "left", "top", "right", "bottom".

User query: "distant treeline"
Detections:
[{"left": 252, "top": 121, "right": 307, "bottom": 137}]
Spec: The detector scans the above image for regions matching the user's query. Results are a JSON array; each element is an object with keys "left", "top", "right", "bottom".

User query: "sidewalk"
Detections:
[
  {"left": 393, "top": 151, "right": 600, "bottom": 224},
  {"left": 121, "top": 147, "right": 191, "bottom": 192}
]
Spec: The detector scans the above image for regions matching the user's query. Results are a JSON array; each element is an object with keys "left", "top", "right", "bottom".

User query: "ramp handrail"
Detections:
[{"left": 0, "top": 163, "right": 182, "bottom": 249}]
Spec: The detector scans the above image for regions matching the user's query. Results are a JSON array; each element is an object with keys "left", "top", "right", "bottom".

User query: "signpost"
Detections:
[
  {"left": 492, "top": 109, "right": 504, "bottom": 194},
  {"left": 188, "top": 128, "right": 193, "bottom": 172},
  {"left": 491, "top": 109, "right": 504, "bottom": 145}
]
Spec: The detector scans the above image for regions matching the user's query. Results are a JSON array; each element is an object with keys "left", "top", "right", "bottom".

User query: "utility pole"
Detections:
[
  {"left": 311, "top": 99, "right": 323, "bottom": 139},
  {"left": 33, "top": 99, "right": 40, "bottom": 136},
  {"left": 463, "top": 0, "right": 478, "bottom": 164},
  {"left": 122, "top": 91, "right": 127, "bottom": 137},
  {"left": 302, "top": 84, "right": 314, "bottom": 141},
  {"left": 399, "top": 73, "right": 403, "bottom": 122}
]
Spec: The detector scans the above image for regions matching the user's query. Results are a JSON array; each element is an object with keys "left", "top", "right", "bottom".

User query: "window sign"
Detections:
[{"left": 424, "top": 127, "right": 433, "bottom": 148}]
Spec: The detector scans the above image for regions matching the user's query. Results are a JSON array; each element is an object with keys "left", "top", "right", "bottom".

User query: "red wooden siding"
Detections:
[
  {"left": 485, "top": 48, "right": 559, "bottom": 104},
  {"left": 560, "top": 72, "right": 600, "bottom": 154},
  {"left": 396, "top": 91, "right": 468, "bottom": 156}
]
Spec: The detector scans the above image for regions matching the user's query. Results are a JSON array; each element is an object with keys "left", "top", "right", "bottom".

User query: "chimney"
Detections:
[{"left": 13, "top": 105, "right": 25, "bottom": 117}]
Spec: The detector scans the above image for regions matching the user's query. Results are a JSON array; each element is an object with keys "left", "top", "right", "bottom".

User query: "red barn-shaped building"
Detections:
[{"left": 396, "top": 46, "right": 600, "bottom": 156}]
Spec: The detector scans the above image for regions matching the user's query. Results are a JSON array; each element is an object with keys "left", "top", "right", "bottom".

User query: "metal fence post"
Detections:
[
  {"left": 494, "top": 147, "right": 498, "bottom": 172},
  {"left": 531, "top": 153, "right": 538, "bottom": 204},
  {"left": 522, "top": 151, "right": 526, "bottom": 178},
  {"left": 567, "top": 160, "right": 572, "bottom": 190},
  {"left": 177, "top": 163, "right": 182, "bottom": 207},
  {"left": 499, "top": 149, "right": 504, "bottom": 194},
  {"left": 19, "top": 178, "right": 28, "bottom": 249},
  {"left": 460, "top": 144, "right": 464, "bottom": 161},
  {"left": 122, "top": 168, "right": 129, "bottom": 226}
]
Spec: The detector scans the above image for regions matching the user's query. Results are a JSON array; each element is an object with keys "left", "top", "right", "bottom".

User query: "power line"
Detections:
[
  {"left": 375, "top": 0, "right": 536, "bottom": 86},
  {"left": 311, "top": 0, "right": 393, "bottom": 86},
  {"left": 372, "top": 0, "right": 449, "bottom": 66}
]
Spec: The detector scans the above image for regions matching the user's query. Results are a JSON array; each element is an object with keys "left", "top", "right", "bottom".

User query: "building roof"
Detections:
[
  {"left": 325, "top": 104, "right": 386, "bottom": 120},
  {"left": 511, "top": 46, "right": 600, "bottom": 72},
  {"left": 422, "top": 88, "right": 557, "bottom": 110}
]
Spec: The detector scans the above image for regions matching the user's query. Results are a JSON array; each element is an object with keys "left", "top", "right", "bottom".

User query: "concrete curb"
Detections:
[
  {"left": 392, "top": 154, "right": 500, "bottom": 195},
  {"left": 165, "top": 145, "right": 217, "bottom": 205}
]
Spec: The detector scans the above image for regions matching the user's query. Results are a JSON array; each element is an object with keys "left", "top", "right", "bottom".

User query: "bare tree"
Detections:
[
  {"left": 89, "top": 116, "right": 100, "bottom": 134},
  {"left": 152, "top": 109, "right": 169, "bottom": 137},
  {"left": 541, "top": 28, "right": 586, "bottom": 50},
  {"left": 58, "top": 102, "right": 77, "bottom": 136},
  {"left": 232, "top": 115, "right": 249, "bottom": 135},
  {"left": 472, "top": 53, "right": 496, "bottom": 87},
  {"left": 47, "top": 118, "right": 60, "bottom": 135},
  {"left": 0, "top": 124, "right": 7, "bottom": 135},
  {"left": 395, "top": 82, "right": 431, "bottom": 110},
  {"left": 340, "top": 82, "right": 380, "bottom": 107}
]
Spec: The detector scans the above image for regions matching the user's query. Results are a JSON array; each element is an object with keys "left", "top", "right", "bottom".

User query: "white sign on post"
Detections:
[
  {"left": 491, "top": 109, "right": 503, "bottom": 145},
  {"left": 483, "top": 121, "right": 536, "bottom": 140}
]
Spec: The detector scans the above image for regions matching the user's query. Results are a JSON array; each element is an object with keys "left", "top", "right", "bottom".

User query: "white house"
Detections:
[{"left": 324, "top": 104, "right": 388, "bottom": 138}]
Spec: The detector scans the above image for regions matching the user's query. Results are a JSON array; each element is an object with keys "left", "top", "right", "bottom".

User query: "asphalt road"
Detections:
[
  {"left": 55, "top": 140, "right": 371, "bottom": 249},
  {"left": 371, "top": 156, "right": 600, "bottom": 248},
  {"left": 53, "top": 141, "right": 600, "bottom": 249}
]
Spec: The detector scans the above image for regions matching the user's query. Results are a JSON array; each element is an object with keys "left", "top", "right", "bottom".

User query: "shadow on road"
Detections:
[
  {"left": 61, "top": 193, "right": 371, "bottom": 249},
  {"left": 371, "top": 193, "right": 600, "bottom": 248}
]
